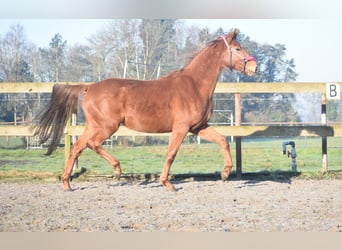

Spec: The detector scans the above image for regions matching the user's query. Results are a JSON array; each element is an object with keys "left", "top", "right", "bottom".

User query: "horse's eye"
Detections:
[{"left": 235, "top": 48, "right": 241, "bottom": 51}]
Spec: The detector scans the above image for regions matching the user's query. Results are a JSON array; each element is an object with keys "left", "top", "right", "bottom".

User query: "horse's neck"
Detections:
[{"left": 184, "top": 46, "right": 223, "bottom": 97}]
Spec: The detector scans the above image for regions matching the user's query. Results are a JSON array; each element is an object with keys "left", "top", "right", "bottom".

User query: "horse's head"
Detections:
[{"left": 221, "top": 29, "right": 257, "bottom": 76}]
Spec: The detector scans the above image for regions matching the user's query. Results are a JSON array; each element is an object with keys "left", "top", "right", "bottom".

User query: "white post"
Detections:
[
  {"left": 156, "top": 64, "right": 161, "bottom": 79},
  {"left": 123, "top": 59, "right": 128, "bottom": 78},
  {"left": 321, "top": 94, "right": 328, "bottom": 172}
]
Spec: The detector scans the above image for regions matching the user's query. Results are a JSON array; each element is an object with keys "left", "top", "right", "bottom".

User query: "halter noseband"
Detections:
[{"left": 221, "top": 36, "right": 255, "bottom": 73}]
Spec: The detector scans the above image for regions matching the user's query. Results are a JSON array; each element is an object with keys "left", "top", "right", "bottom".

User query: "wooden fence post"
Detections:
[
  {"left": 64, "top": 116, "right": 71, "bottom": 167},
  {"left": 71, "top": 113, "right": 78, "bottom": 170}
]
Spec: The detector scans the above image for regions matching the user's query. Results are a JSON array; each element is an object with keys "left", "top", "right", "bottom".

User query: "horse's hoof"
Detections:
[
  {"left": 221, "top": 172, "right": 229, "bottom": 182},
  {"left": 166, "top": 185, "right": 177, "bottom": 192},
  {"left": 63, "top": 187, "right": 73, "bottom": 192},
  {"left": 113, "top": 173, "right": 121, "bottom": 180}
]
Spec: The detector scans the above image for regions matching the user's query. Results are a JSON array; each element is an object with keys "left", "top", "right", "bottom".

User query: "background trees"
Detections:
[
  {"left": 0, "top": 24, "right": 35, "bottom": 123},
  {"left": 0, "top": 20, "right": 309, "bottom": 125}
]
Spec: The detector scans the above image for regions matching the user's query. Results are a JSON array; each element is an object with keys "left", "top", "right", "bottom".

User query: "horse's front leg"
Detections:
[
  {"left": 196, "top": 126, "right": 233, "bottom": 181},
  {"left": 160, "top": 129, "right": 188, "bottom": 191}
]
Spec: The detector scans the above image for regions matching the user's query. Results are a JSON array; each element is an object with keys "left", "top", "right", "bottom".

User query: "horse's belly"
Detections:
[{"left": 123, "top": 115, "right": 173, "bottom": 133}]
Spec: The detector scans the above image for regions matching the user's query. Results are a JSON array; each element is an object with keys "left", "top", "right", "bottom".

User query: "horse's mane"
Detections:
[
  {"left": 188, "top": 38, "right": 221, "bottom": 62},
  {"left": 163, "top": 38, "right": 222, "bottom": 78}
]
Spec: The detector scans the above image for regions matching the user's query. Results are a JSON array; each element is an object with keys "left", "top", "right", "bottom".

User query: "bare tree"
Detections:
[
  {"left": 0, "top": 24, "right": 36, "bottom": 124},
  {"left": 65, "top": 44, "right": 94, "bottom": 82},
  {"left": 138, "top": 19, "right": 178, "bottom": 80},
  {"left": 49, "top": 33, "right": 67, "bottom": 82},
  {"left": 0, "top": 24, "right": 32, "bottom": 82}
]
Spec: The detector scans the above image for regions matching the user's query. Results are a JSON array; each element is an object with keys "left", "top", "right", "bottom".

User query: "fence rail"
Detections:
[
  {"left": 1, "top": 81, "right": 341, "bottom": 175},
  {"left": 1, "top": 124, "right": 341, "bottom": 137},
  {"left": 0, "top": 82, "right": 330, "bottom": 93}
]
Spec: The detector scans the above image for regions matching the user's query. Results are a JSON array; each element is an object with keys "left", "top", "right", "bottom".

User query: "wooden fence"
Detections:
[{"left": 1, "top": 82, "right": 341, "bottom": 175}]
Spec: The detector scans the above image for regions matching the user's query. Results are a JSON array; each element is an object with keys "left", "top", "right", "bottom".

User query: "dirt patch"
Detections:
[{"left": 0, "top": 179, "right": 341, "bottom": 232}]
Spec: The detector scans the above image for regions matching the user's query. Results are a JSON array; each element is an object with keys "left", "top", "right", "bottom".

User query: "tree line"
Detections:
[{"left": 0, "top": 19, "right": 300, "bottom": 125}]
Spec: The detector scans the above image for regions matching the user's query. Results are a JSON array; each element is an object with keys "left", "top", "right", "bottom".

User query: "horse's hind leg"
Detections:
[
  {"left": 62, "top": 127, "right": 121, "bottom": 191},
  {"left": 196, "top": 126, "right": 233, "bottom": 181},
  {"left": 86, "top": 130, "right": 122, "bottom": 180},
  {"left": 62, "top": 134, "right": 88, "bottom": 191},
  {"left": 88, "top": 143, "right": 122, "bottom": 180}
]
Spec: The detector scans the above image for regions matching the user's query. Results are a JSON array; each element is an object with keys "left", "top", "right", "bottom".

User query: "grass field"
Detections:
[{"left": 0, "top": 136, "right": 341, "bottom": 181}]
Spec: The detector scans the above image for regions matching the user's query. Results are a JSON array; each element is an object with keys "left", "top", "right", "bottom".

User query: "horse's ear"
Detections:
[
  {"left": 226, "top": 28, "right": 239, "bottom": 43},
  {"left": 233, "top": 28, "right": 239, "bottom": 37}
]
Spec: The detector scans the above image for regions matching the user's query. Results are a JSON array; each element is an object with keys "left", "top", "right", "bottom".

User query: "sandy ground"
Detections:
[{"left": 0, "top": 178, "right": 341, "bottom": 232}]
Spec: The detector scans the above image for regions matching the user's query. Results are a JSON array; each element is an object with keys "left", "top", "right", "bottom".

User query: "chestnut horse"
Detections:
[{"left": 34, "top": 29, "right": 257, "bottom": 191}]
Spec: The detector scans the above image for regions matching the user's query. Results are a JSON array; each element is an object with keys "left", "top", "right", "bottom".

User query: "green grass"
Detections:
[{"left": 0, "top": 137, "right": 341, "bottom": 181}]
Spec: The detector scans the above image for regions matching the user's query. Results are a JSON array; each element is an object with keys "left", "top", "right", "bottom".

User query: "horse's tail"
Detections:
[{"left": 34, "top": 84, "right": 88, "bottom": 155}]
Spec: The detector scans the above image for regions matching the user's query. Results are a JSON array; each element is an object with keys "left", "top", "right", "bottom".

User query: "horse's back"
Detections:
[
  {"left": 81, "top": 78, "right": 174, "bottom": 132},
  {"left": 82, "top": 75, "right": 208, "bottom": 133}
]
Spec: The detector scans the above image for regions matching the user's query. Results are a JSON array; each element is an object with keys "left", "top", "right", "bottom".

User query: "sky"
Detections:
[{"left": 0, "top": 19, "right": 341, "bottom": 82}]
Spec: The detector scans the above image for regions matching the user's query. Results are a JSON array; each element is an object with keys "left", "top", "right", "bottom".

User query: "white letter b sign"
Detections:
[{"left": 326, "top": 83, "right": 340, "bottom": 100}]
